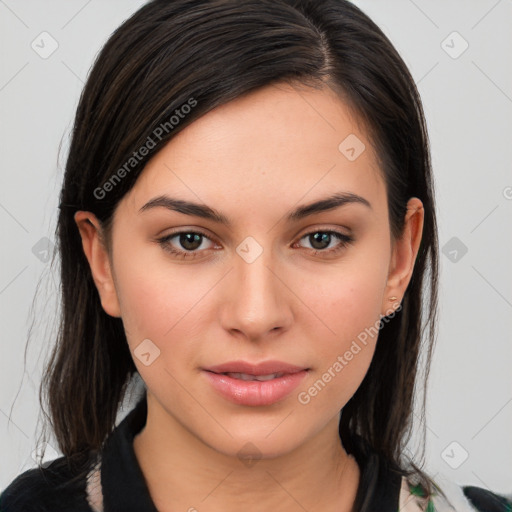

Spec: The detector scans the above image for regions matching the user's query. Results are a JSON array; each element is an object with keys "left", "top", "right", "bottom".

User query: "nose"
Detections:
[{"left": 218, "top": 246, "right": 293, "bottom": 341}]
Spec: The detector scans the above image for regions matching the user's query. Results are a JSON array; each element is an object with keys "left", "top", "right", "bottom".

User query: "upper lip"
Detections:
[{"left": 203, "top": 360, "right": 308, "bottom": 376}]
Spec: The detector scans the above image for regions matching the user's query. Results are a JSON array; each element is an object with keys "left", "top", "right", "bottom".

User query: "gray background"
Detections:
[{"left": 1, "top": 0, "right": 511, "bottom": 496}]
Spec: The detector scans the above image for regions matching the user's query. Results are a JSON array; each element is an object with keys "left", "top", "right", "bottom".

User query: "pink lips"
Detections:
[
  {"left": 202, "top": 360, "right": 309, "bottom": 406},
  {"left": 204, "top": 360, "right": 307, "bottom": 376}
]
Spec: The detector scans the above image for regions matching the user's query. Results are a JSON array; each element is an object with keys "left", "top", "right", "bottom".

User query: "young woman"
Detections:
[{"left": 1, "top": 1, "right": 510, "bottom": 511}]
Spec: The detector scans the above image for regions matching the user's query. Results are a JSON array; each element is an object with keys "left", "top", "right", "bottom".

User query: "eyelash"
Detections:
[{"left": 156, "top": 229, "right": 354, "bottom": 260}]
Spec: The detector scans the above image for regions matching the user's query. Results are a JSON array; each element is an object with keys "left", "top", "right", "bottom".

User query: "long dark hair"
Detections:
[{"left": 26, "top": 0, "right": 439, "bottom": 506}]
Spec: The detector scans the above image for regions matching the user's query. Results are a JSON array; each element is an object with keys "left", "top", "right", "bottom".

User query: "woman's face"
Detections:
[{"left": 76, "top": 82, "right": 423, "bottom": 459}]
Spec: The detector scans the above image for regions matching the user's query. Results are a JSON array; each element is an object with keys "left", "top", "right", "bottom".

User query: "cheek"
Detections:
[
  {"left": 299, "top": 253, "right": 388, "bottom": 345},
  {"left": 112, "top": 247, "right": 212, "bottom": 366},
  {"left": 296, "top": 278, "right": 381, "bottom": 416},
  {"left": 295, "top": 250, "right": 389, "bottom": 409}
]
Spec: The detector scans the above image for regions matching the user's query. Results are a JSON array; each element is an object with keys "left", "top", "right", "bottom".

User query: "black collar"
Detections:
[
  {"left": 100, "top": 394, "right": 401, "bottom": 512},
  {"left": 101, "top": 394, "right": 158, "bottom": 511}
]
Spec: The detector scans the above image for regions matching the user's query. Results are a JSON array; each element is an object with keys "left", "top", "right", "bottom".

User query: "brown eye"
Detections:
[
  {"left": 157, "top": 230, "right": 215, "bottom": 259},
  {"left": 297, "top": 230, "right": 354, "bottom": 256},
  {"left": 177, "top": 233, "right": 203, "bottom": 251}
]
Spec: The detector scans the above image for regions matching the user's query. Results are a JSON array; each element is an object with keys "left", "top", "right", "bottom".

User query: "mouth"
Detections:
[
  {"left": 202, "top": 363, "right": 310, "bottom": 406},
  {"left": 203, "top": 359, "right": 309, "bottom": 377},
  {"left": 210, "top": 371, "right": 288, "bottom": 381}
]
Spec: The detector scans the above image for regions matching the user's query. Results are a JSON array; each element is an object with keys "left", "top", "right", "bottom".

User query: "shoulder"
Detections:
[
  {"left": 462, "top": 485, "right": 512, "bottom": 512},
  {"left": 0, "top": 454, "right": 95, "bottom": 512},
  {"left": 399, "top": 474, "right": 512, "bottom": 512}
]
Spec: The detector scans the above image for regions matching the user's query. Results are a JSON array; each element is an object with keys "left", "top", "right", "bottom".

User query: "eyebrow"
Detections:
[{"left": 138, "top": 192, "right": 372, "bottom": 226}]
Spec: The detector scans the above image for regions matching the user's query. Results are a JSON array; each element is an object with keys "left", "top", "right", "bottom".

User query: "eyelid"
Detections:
[
  {"left": 160, "top": 224, "right": 352, "bottom": 241},
  {"left": 297, "top": 223, "right": 352, "bottom": 238},
  {"left": 158, "top": 226, "right": 218, "bottom": 242},
  {"left": 159, "top": 227, "right": 219, "bottom": 248}
]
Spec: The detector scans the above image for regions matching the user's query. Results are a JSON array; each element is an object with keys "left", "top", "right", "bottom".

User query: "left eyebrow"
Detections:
[
  {"left": 286, "top": 192, "right": 372, "bottom": 222},
  {"left": 138, "top": 192, "right": 372, "bottom": 227}
]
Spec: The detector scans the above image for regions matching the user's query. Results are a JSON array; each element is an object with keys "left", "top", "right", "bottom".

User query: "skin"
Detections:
[{"left": 75, "top": 81, "right": 424, "bottom": 512}]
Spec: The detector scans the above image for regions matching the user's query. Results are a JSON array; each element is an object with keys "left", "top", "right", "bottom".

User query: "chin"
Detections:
[{"left": 200, "top": 418, "right": 310, "bottom": 460}]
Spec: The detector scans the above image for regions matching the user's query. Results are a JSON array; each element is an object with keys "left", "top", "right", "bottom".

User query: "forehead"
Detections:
[{"left": 120, "top": 82, "right": 386, "bottom": 221}]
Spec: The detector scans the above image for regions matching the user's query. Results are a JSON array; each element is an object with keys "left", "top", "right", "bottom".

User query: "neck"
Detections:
[{"left": 133, "top": 396, "right": 360, "bottom": 512}]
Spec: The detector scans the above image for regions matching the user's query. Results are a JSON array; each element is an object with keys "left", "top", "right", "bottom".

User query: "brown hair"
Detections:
[{"left": 18, "top": 0, "right": 440, "bottom": 508}]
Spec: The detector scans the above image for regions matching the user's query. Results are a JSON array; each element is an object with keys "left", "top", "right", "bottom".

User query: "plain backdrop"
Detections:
[{"left": 1, "top": 0, "right": 511, "bottom": 496}]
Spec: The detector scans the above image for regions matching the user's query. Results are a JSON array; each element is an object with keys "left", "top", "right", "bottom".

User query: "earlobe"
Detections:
[
  {"left": 381, "top": 198, "right": 424, "bottom": 316},
  {"left": 74, "top": 211, "right": 122, "bottom": 318}
]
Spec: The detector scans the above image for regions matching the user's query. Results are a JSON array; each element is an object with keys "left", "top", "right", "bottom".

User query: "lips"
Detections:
[
  {"left": 203, "top": 360, "right": 308, "bottom": 376},
  {"left": 223, "top": 372, "right": 284, "bottom": 381},
  {"left": 203, "top": 369, "right": 309, "bottom": 406},
  {"left": 202, "top": 360, "right": 310, "bottom": 406}
]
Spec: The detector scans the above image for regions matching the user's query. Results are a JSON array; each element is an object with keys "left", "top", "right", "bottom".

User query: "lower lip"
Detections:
[{"left": 203, "top": 370, "right": 309, "bottom": 406}]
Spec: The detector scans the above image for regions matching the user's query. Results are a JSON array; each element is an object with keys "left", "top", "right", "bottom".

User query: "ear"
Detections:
[
  {"left": 381, "top": 197, "right": 424, "bottom": 316},
  {"left": 74, "top": 211, "right": 122, "bottom": 318}
]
